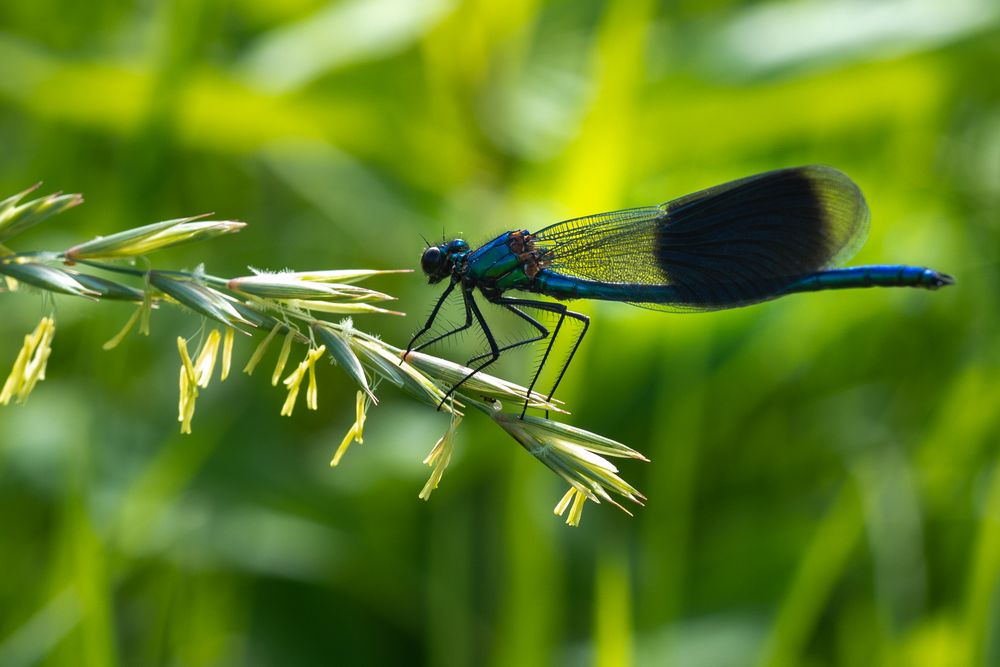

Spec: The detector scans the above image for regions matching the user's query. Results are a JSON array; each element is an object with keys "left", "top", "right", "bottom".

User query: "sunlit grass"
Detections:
[
  {"left": 0, "top": 1, "right": 993, "bottom": 665},
  {"left": 0, "top": 185, "right": 646, "bottom": 526}
]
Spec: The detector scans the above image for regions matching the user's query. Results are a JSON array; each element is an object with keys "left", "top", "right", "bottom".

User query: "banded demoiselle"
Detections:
[{"left": 405, "top": 166, "right": 954, "bottom": 415}]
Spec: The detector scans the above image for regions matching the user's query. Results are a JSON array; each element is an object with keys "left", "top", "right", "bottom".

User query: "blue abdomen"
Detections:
[{"left": 532, "top": 271, "right": 679, "bottom": 303}]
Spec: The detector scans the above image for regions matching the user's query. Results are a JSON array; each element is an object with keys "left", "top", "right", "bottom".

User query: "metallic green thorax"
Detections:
[{"left": 464, "top": 230, "right": 541, "bottom": 295}]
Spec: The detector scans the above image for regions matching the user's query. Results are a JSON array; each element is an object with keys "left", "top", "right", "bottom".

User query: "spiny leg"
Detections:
[
  {"left": 404, "top": 279, "right": 467, "bottom": 361},
  {"left": 490, "top": 297, "right": 587, "bottom": 419},
  {"left": 405, "top": 278, "right": 455, "bottom": 354},
  {"left": 437, "top": 289, "right": 501, "bottom": 408},
  {"left": 411, "top": 284, "right": 474, "bottom": 353},
  {"left": 524, "top": 310, "right": 565, "bottom": 419},
  {"left": 544, "top": 309, "right": 589, "bottom": 406},
  {"left": 466, "top": 304, "right": 549, "bottom": 364}
]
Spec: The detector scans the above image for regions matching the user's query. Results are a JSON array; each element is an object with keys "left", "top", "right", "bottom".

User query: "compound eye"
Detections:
[{"left": 421, "top": 247, "right": 444, "bottom": 275}]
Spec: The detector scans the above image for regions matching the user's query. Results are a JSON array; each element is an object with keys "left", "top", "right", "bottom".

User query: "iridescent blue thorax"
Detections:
[{"left": 420, "top": 230, "right": 550, "bottom": 298}]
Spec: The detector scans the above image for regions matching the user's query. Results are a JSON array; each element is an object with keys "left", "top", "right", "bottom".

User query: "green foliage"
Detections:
[{"left": 0, "top": 0, "right": 996, "bottom": 665}]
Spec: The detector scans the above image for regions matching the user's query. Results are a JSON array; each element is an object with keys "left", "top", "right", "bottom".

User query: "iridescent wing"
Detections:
[{"left": 532, "top": 166, "right": 870, "bottom": 311}]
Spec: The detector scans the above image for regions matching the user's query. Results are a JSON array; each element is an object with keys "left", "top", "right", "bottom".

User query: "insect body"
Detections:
[{"left": 406, "top": 166, "right": 954, "bottom": 415}]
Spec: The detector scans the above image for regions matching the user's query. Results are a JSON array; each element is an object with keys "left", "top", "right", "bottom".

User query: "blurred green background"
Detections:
[{"left": 1, "top": 0, "right": 998, "bottom": 665}]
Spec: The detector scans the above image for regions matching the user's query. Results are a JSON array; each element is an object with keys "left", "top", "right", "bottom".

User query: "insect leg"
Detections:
[
  {"left": 489, "top": 297, "right": 588, "bottom": 418},
  {"left": 544, "top": 309, "right": 589, "bottom": 407},
  {"left": 437, "top": 289, "right": 500, "bottom": 407},
  {"left": 404, "top": 279, "right": 470, "bottom": 360},
  {"left": 466, "top": 304, "right": 549, "bottom": 364}
]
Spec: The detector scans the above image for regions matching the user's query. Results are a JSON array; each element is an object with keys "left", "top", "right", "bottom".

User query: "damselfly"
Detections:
[{"left": 405, "top": 166, "right": 953, "bottom": 416}]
